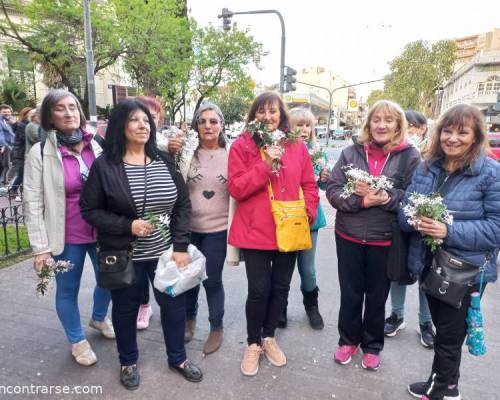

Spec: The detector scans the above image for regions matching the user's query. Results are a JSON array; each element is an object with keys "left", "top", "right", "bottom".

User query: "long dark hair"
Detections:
[
  {"left": 104, "top": 99, "right": 157, "bottom": 163},
  {"left": 246, "top": 91, "right": 289, "bottom": 132},
  {"left": 425, "top": 104, "right": 487, "bottom": 170}
]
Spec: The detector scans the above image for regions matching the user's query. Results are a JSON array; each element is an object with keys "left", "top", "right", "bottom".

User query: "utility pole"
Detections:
[
  {"left": 218, "top": 8, "right": 286, "bottom": 93},
  {"left": 83, "top": 0, "right": 97, "bottom": 126}
]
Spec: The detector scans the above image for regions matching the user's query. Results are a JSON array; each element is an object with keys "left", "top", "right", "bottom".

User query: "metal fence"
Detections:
[{"left": 0, "top": 191, "right": 30, "bottom": 259}]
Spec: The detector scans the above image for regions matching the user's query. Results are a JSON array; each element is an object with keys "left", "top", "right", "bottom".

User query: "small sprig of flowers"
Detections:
[
  {"left": 309, "top": 148, "right": 327, "bottom": 169},
  {"left": 145, "top": 212, "right": 171, "bottom": 242},
  {"left": 165, "top": 127, "right": 199, "bottom": 170},
  {"left": 36, "top": 258, "right": 73, "bottom": 297},
  {"left": 340, "top": 164, "right": 393, "bottom": 199},
  {"left": 246, "top": 121, "right": 300, "bottom": 173},
  {"left": 402, "top": 192, "right": 454, "bottom": 252}
]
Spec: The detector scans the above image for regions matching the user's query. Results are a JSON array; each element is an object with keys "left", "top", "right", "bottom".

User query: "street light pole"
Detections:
[
  {"left": 83, "top": 0, "right": 97, "bottom": 126},
  {"left": 296, "top": 78, "right": 385, "bottom": 145},
  {"left": 218, "top": 9, "right": 286, "bottom": 93}
]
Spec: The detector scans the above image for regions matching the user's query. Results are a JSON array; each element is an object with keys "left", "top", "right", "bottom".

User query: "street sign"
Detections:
[{"left": 348, "top": 99, "right": 358, "bottom": 111}]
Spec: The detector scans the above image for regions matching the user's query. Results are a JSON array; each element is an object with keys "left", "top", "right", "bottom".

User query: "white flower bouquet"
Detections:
[
  {"left": 402, "top": 192, "right": 454, "bottom": 252},
  {"left": 340, "top": 164, "right": 393, "bottom": 199},
  {"left": 36, "top": 258, "right": 73, "bottom": 296}
]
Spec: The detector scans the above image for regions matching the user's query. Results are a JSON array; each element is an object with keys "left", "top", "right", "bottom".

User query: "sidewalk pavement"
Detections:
[{"left": 1, "top": 195, "right": 499, "bottom": 400}]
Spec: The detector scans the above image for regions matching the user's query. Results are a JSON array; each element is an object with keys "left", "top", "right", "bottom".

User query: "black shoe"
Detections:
[
  {"left": 302, "top": 287, "right": 324, "bottom": 330},
  {"left": 170, "top": 360, "right": 203, "bottom": 382},
  {"left": 418, "top": 322, "right": 435, "bottom": 349},
  {"left": 277, "top": 305, "right": 287, "bottom": 329},
  {"left": 408, "top": 381, "right": 461, "bottom": 399},
  {"left": 384, "top": 313, "right": 405, "bottom": 337},
  {"left": 305, "top": 305, "right": 324, "bottom": 330},
  {"left": 120, "top": 364, "right": 140, "bottom": 390}
]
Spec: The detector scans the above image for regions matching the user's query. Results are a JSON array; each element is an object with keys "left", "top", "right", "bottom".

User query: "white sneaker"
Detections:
[
  {"left": 89, "top": 317, "right": 115, "bottom": 339},
  {"left": 71, "top": 339, "right": 97, "bottom": 366}
]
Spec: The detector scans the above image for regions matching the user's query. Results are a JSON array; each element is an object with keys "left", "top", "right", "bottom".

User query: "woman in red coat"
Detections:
[{"left": 228, "top": 91, "right": 319, "bottom": 377}]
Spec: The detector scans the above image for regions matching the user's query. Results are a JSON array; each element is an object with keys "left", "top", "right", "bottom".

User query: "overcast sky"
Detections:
[{"left": 188, "top": 0, "right": 499, "bottom": 99}]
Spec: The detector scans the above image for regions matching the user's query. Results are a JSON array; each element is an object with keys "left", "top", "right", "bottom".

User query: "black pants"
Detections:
[
  {"left": 242, "top": 249, "right": 297, "bottom": 345},
  {"left": 336, "top": 234, "right": 390, "bottom": 354},
  {"left": 110, "top": 259, "right": 186, "bottom": 367},
  {"left": 423, "top": 284, "right": 483, "bottom": 399}
]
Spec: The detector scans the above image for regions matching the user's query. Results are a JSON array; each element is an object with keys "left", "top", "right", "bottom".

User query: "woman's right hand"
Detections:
[
  {"left": 363, "top": 190, "right": 390, "bottom": 208},
  {"left": 354, "top": 181, "right": 375, "bottom": 197},
  {"left": 34, "top": 253, "right": 52, "bottom": 273},
  {"left": 131, "top": 219, "right": 155, "bottom": 237},
  {"left": 167, "top": 137, "right": 185, "bottom": 155},
  {"left": 263, "top": 145, "right": 282, "bottom": 167}
]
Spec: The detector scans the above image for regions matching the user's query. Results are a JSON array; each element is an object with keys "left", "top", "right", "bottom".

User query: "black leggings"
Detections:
[{"left": 242, "top": 249, "right": 297, "bottom": 345}]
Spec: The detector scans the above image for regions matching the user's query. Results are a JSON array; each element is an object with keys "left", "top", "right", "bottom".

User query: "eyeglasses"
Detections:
[{"left": 197, "top": 118, "right": 220, "bottom": 126}]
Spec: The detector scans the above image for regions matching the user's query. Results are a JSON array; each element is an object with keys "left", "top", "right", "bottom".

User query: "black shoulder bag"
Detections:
[{"left": 97, "top": 159, "right": 147, "bottom": 290}]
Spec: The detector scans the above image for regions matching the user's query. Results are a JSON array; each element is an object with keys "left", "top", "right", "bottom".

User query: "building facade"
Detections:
[
  {"left": 455, "top": 28, "right": 500, "bottom": 69},
  {"left": 439, "top": 50, "right": 500, "bottom": 114}
]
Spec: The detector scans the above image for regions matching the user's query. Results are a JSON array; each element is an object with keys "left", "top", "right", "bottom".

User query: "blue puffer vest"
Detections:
[{"left": 398, "top": 153, "right": 500, "bottom": 283}]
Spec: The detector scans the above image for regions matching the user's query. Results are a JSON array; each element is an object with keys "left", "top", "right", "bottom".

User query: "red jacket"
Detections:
[{"left": 228, "top": 132, "right": 319, "bottom": 250}]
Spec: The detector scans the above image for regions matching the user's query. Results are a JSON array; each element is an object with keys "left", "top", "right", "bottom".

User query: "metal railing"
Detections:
[{"left": 0, "top": 190, "right": 30, "bottom": 259}]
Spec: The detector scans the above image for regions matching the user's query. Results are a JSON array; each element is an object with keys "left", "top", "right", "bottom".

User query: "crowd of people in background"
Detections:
[{"left": 13, "top": 87, "right": 500, "bottom": 400}]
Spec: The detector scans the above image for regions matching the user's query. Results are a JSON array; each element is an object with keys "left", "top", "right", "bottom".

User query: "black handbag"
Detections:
[
  {"left": 97, "top": 157, "right": 147, "bottom": 290},
  {"left": 386, "top": 219, "right": 416, "bottom": 285},
  {"left": 421, "top": 249, "right": 480, "bottom": 309},
  {"left": 97, "top": 248, "right": 136, "bottom": 289}
]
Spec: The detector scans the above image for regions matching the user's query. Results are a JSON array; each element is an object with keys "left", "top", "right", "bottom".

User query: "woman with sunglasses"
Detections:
[{"left": 24, "top": 89, "right": 113, "bottom": 367}]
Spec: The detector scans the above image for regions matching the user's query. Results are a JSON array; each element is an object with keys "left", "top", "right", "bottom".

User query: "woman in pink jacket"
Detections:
[{"left": 228, "top": 92, "right": 319, "bottom": 377}]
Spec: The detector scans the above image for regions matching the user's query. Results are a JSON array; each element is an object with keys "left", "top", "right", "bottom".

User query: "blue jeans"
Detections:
[
  {"left": 296, "top": 230, "right": 319, "bottom": 292},
  {"left": 54, "top": 243, "right": 111, "bottom": 344},
  {"left": 185, "top": 230, "right": 226, "bottom": 330},
  {"left": 111, "top": 259, "right": 187, "bottom": 367},
  {"left": 389, "top": 280, "right": 432, "bottom": 324}
]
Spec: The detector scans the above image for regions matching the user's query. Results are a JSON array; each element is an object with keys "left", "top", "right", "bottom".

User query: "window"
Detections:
[{"left": 477, "top": 83, "right": 485, "bottom": 96}]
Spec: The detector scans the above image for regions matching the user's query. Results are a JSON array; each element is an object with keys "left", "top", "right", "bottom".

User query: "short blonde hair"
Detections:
[
  {"left": 288, "top": 107, "right": 317, "bottom": 149},
  {"left": 357, "top": 100, "right": 408, "bottom": 151}
]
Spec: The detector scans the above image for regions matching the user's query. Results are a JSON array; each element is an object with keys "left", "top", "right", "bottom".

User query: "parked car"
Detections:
[
  {"left": 315, "top": 126, "right": 328, "bottom": 139},
  {"left": 332, "top": 129, "right": 346, "bottom": 140},
  {"left": 488, "top": 131, "right": 500, "bottom": 161}
]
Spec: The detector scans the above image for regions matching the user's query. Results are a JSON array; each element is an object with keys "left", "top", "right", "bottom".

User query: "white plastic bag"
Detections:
[{"left": 154, "top": 244, "right": 207, "bottom": 297}]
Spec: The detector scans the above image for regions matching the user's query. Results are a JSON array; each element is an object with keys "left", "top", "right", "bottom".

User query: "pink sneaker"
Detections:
[
  {"left": 420, "top": 396, "right": 430, "bottom": 400},
  {"left": 137, "top": 304, "right": 153, "bottom": 330},
  {"left": 334, "top": 345, "right": 359, "bottom": 365},
  {"left": 361, "top": 353, "right": 380, "bottom": 371}
]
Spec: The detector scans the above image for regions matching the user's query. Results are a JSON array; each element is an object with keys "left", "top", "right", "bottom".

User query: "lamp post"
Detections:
[
  {"left": 296, "top": 78, "right": 385, "bottom": 145},
  {"left": 218, "top": 8, "right": 286, "bottom": 93},
  {"left": 83, "top": 0, "right": 97, "bottom": 126}
]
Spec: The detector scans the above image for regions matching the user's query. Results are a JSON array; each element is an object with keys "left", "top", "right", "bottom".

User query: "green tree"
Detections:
[
  {"left": 0, "top": 78, "right": 36, "bottom": 111},
  {"left": 191, "top": 23, "right": 265, "bottom": 112},
  {"left": 0, "top": 0, "right": 123, "bottom": 111},
  {"left": 113, "top": 0, "right": 193, "bottom": 123},
  {"left": 384, "top": 40, "right": 456, "bottom": 113},
  {"left": 367, "top": 89, "right": 387, "bottom": 106},
  {"left": 208, "top": 79, "right": 254, "bottom": 126}
]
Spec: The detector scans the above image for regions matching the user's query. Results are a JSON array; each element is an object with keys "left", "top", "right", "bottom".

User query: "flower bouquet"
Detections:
[
  {"left": 36, "top": 258, "right": 73, "bottom": 296},
  {"left": 309, "top": 148, "right": 327, "bottom": 169},
  {"left": 340, "top": 164, "right": 393, "bottom": 199},
  {"left": 145, "top": 212, "right": 171, "bottom": 242},
  {"left": 402, "top": 192, "right": 454, "bottom": 252},
  {"left": 165, "top": 127, "right": 199, "bottom": 169},
  {"left": 247, "top": 121, "right": 300, "bottom": 174}
]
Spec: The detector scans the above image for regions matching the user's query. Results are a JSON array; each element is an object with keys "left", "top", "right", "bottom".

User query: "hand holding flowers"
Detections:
[
  {"left": 340, "top": 164, "right": 393, "bottom": 200},
  {"left": 36, "top": 258, "right": 73, "bottom": 297},
  {"left": 402, "top": 192, "right": 453, "bottom": 252}
]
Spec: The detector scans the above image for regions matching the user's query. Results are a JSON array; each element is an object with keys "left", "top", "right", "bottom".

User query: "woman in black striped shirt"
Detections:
[{"left": 80, "top": 100, "right": 202, "bottom": 390}]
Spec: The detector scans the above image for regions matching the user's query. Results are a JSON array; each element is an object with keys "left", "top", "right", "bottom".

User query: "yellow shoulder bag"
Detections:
[{"left": 260, "top": 149, "right": 312, "bottom": 252}]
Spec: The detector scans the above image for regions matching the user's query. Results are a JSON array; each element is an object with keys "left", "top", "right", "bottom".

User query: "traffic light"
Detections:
[
  {"left": 284, "top": 66, "right": 297, "bottom": 93},
  {"left": 219, "top": 8, "right": 233, "bottom": 31}
]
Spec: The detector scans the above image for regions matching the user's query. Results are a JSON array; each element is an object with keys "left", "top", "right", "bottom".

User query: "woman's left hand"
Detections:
[
  {"left": 172, "top": 251, "right": 191, "bottom": 268},
  {"left": 319, "top": 167, "right": 330, "bottom": 183},
  {"left": 416, "top": 216, "right": 447, "bottom": 239}
]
